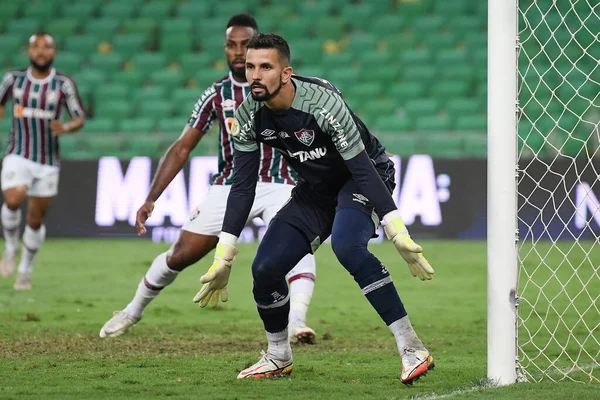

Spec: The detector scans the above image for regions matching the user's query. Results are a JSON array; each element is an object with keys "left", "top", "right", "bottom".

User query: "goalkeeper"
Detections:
[{"left": 194, "top": 33, "right": 436, "bottom": 384}]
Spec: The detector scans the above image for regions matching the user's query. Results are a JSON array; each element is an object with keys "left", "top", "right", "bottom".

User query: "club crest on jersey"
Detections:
[{"left": 294, "top": 128, "right": 315, "bottom": 146}]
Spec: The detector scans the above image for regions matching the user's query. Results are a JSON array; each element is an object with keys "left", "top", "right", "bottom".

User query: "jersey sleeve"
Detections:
[
  {"left": 61, "top": 76, "right": 85, "bottom": 118},
  {"left": 188, "top": 85, "right": 217, "bottom": 133},
  {"left": 231, "top": 99, "right": 258, "bottom": 152},
  {"left": 0, "top": 72, "right": 14, "bottom": 106},
  {"left": 314, "top": 91, "right": 365, "bottom": 160}
]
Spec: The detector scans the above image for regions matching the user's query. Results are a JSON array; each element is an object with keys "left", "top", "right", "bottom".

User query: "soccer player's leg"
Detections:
[
  {"left": 332, "top": 183, "right": 433, "bottom": 384},
  {"left": 239, "top": 187, "right": 333, "bottom": 379},
  {"left": 0, "top": 155, "right": 32, "bottom": 278},
  {"left": 256, "top": 182, "right": 317, "bottom": 344},
  {"left": 100, "top": 186, "right": 227, "bottom": 338}
]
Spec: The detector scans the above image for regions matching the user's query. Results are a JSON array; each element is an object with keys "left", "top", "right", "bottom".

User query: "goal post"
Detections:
[
  {"left": 489, "top": 0, "right": 600, "bottom": 385},
  {"left": 487, "top": 0, "right": 519, "bottom": 386}
]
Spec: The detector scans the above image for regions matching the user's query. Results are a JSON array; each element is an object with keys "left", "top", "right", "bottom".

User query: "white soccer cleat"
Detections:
[
  {"left": 400, "top": 348, "right": 435, "bottom": 385},
  {"left": 237, "top": 351, "right": 293, "bottom": 379},
  {"left": 0, "top": 255, "right": 16, "bottom": 278},
  {"left": 13, "top": 272, "right": 31, "bottom": 290},
  {"left": 289, "top": 322, "right": 316, "bottom": 345},
  {"left": 99, "top": 310, "right": 141, "bottom": 338}
]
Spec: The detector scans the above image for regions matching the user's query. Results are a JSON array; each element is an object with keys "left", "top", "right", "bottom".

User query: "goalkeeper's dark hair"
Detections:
[
  {"left": 247, "top": 33, "right": 290, "bottom": 64},
  {"left": 226, "top": 14, "right": 259, "bottom": 32}
]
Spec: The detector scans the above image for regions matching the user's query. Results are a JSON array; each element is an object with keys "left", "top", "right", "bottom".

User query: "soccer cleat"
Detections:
[
  {"left": 99, "top": 310, "right": 141, "bottom": 338},
  {"left": 237, "top": 351, "right": 293, "bottom": 379},
  {"left": 0, "top": 255, "right": 16, "bottom": 278},
  {"left": 13, "top": 272, "right": 32, "bottom": 290},
  {"left": 289, "top": 322, "right": 316, "bottom": 345},
  {"left": 400, "top": 348, "right": 435, "bottom": 385}
]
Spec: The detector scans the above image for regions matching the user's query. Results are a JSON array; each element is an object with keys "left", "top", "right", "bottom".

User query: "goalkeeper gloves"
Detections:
[
  {"left": 193, "top": 233, "right": 238, "bottom": 308},
  {"left": 383, "top": 210, "right": 435, "bottom": 281}
]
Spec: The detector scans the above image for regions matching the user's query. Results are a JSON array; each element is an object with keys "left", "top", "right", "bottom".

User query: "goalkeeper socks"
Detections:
[
  {"left": 287, "top": 254, "right": 316, "bottom": 325},
  {"left": 389, "top": 316, "right": 425, "bottom": 352},
  {"left": 125, "top": 252, "right": 179, "bottom": 319},
  {"left": 1, "top": 204, "right": 21, "bottom": 259},
  {"left": 332, "top": 208, "right": 408, "bottom": 325},
  {"left": 266, "top": 329, "right": 292, "bottom": 360},
  {"left": 17, "top": 225, "right": 45, "bottom": 274}
]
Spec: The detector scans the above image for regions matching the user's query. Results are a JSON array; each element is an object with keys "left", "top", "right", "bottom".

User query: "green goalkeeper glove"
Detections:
[
  {"left": 383, "top": 210, "right": 434, "bottom": 281},
  {"left": 193, "top": 233, "right": 238, "bottom": 308}
]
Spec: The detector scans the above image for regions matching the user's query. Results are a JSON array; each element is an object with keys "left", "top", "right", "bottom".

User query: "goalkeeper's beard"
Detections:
[{"left": 250, "top": 80, "right": 282, "bottom": 102}]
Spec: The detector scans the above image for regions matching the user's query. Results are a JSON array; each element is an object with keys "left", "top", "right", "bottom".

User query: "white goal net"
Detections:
[{"left": 516, "top": 0, "right": 600, "bottom": 383}]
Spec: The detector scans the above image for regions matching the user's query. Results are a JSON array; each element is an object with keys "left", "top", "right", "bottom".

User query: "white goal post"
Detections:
[{"left": 488, "top": 0, "right": 599, "bottom": 386}]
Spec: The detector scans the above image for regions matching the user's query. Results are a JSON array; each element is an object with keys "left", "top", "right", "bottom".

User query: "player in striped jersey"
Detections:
[
  {"left": 100, "top": 15, "right": 317, "bottom": 343},
  {"left": 0, "top": 33, "right": 85, "bottom": 290}
]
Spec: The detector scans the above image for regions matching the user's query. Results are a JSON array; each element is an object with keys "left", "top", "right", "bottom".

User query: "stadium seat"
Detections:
[
  {"left": 133, "top": 86, "right": 167, "bottom": 103},
  {"left": 430, "top": 82, "right": 470, "bottom": 99},
  {"left": 298, "top": 2, "right": 333, "bottom": 20},
  {"left": 85, "top": 18, "right": 121, "bottom": 39},
  {"left": 172, "top": 88, "right": 201, "bottom": 108},
  {"left": 139, "top": 2, "right": 174, "bottom": 19},
  {"left": 179, "top": 53, "right": 213, "bottom": 76},
  {"left": 119, "top": 118, "right": 156, "bottom": 134},
  {"left": 139, "top": 100, "right": 175, "bottom": 118},
  {"left": 75, "top": 70, "right": 107, "bottom": 87},
  {"left": 0, "top": 3, "right": 21, "bottom": 23},
  {"left": 415, "top": 115, "right": 453, "bottom": 132},
  {"left": 278, "top": 19, "right": 310, "bottom": 42},
  {"left": 434, "top": 0, "right": 470, "bottom": 17},
  {"left": 46, "top": 19, "right": 81, "bottom": 42},
  {"left": 7, "top": 19, "right": 41, "bottom": 40},
  {"left": 101, "top": 3, "right": 137, "bottom": 19},
  {"left": 156, "top": 118, "right": 185, "bottom": 133},
  {"left": 149, "top": 69, "right": 184, "bottom": 89},
  {"left": 455, "top": 115, "right": 487, "bottom": 132},
  {"left": 128, "top": 136, "right": 165, "bottom": 157},
  {"left": 402, "top": 65, "right": 437, "bottom": 82},
  {"left": 176, "top": 2, "right": 211, "bottom": 20},
  {"left": 65, "top": 36, "right": 102, "bottom": 58},
  {"left": 256, "top": 5, "right": 294, "bottom": 21},
  {"left": 95, "top": 100, "right": 135, "bottom": 120},
  {"left": 445, "top": 98, "right": 484, "bottom": 116},
  {"left": 54, "top": 52, "right": 83, "bottom": 73},
  {"left": 314, "top": 17, "right": 347, "bottom": 41},
  {"left": 110, "top": 70, "right": 147, "bottom": 87},
  {"left": 131, "top": 53, "right": 168, "bottom": 74},
  {"left": 0, "top": 35, "right": 23, "bottom": 55},
  {"left": 113, "top": 34, "right": 149, "bottom": 54},
  {"left": 340, "top": 3, "right": 376, "bottom": 32},
  {"left": 122, "top": 19, "right": 156, "bottom": 37},
  {"left": 401, "top": 49, "right": 433, "bottom": 65},
  {"left": 405, "top": 99, "right": 440, "bottom": 118},
  {"left": 160, "top": 35, "right": 194, "bottom": 62},
  {"left": 290, "top": 41, "right": 323, "bottom": 64},
  {"left": 60, "top": 3, "right": 97, "bottom": 19},
  {"left": 377, "top": 134, "right": 420, "bottom": 156},
  {"left": 89, "top": 53, "right": 125, "bottom": 74},
  {"left": 321, "top": 52, "right": 354, "bottom": 71},
  {"left": 23, "top": 2, "right": 57, "bottom": 24},
  {"left": 161, "top": 19, "right": 193, "bottom": 35},
  {"left": 411, "top": 15, "right": 444, "bottom": 36},
  {"left": 463, "top": 134, "right": 487, "bottom": 158},
  {"left": 82, "top": 118, "right": 118, "bottom": 134},
  {"left": 86, "top": 136, "right": 126, "bottom": 157},
  {"left": 436, "top": 49, "right": 468, "bottom": 66},
  {"left": 94, "top": 84, "right": 130, "bottom": 103},
  {"left": 346, "top": 82, "right": 385, "bottom": 101},
  {"left": 421, "top": 134, "right": 464, "bottom": 158},
  {"left": 388, "top": 83, "right": 427, "bottom": 106},
  {"left": 374, "top": 116, "right": 413, "bottom": 133},
  {"left": 213, "top": 2, "right": 249, "bottom": 17}
]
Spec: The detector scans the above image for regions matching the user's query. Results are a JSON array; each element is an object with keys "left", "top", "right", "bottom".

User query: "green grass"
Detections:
[{"left": 0, "top": 240, "right": 598, "bottom": 399}]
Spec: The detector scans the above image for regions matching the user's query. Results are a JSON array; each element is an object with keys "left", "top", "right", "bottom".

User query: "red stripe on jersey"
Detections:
[
  {"left": 213, "top": 87, "right": 228, "bottom": 185},
  {"left": 259, "top": 145, "right": 273, "bottom": 182},
  {"left": 39, "top": 82, "right": 48, "bottom": 164},
  {"left": 21, "top": 80, "right": 32, "bottom": 159},
  {"left": 280, "top": 157, "right": 294, "bottom": 185}
]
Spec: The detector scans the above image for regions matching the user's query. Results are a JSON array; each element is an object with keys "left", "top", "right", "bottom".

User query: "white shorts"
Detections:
[
  {"left": 1, "top": 154, "right": 59, "bottom": 197},
  {"left": 183, "top": 181, "right": 294, "bottom": 236}
]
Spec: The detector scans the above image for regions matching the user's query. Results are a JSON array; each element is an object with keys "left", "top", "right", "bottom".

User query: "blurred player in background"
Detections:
[
  {"left": 100, "top": 15, "right": 317, "bottom": 343},
  {"left": 0, "top": 33, "right": 85, "bottom": 290},
  {"left": 194, "top": 34, "right": 435, "bottom": 383}
]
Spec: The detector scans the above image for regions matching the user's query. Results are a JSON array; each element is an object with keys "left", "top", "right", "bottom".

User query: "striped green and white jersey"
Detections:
[{"left": 0, "top": 67, "right": 85, "bottom": 166}]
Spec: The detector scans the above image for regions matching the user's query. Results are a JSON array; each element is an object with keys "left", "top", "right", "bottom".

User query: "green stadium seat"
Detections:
[
  {"left": 172, "top": 88, "right": 200, "bottom": 108},
  {"left": 95, "top": 100, "right": 135, "bottom": 120},
  {"left": 119, "top": 118, "right": 156, "bottom": 134},
  {"left": 176, "top": 3, "right": 211, "bottom": 20},
  {"left": 23, "top": 2, "right": 57, "bottom": 23},
  {"left": 89, "top": 53, "right": 124, "bottom": 74},
  {"left": 456, "top": 115, "right": 487, "bottom": 132},
  {"left": 201, "top": 41, "right": 226, "bottom": 62},
  {"left": 9, "top": 53, "right": 29, "bottom": 69},
  {"left": 381, "top": 135, "right": 420, "bottom": 157},
  {"left": 340, "top": 3, "right": 375, "bottom": 31},
  {"left": 358, "top": 50, "right": 393, "bottom": 70},
  {"left": 58, "top": 136, "right": 84, "bottom": 158},
  {"left": 397, "top": 0, "right": 431, "bottom": 20},
  {"left": 298, "top": 2, "right": 333, "bottom": 20},
  {"left": 133, "top": 86, "right": 167, "bottom": 103},
  {"left": 94, "top": 84, "right": 130, "bottom": 103},
  {"left": 430, "top": 82, "right": 470, "bottom": 99},
  {"left": 87, "top": 136, "right": 126, "bottom": 157},
  {"left": 445, "top": 98, "right": 484, "bottom": 116},
  {"left": 436, "top": 49, "right": 468, "bottom": 66},
  {"left": 402, "top": 66, "right": 437, "bottom": 82},
  {"left": 46, "top": 19, "right": 81, "bottom": 42},
  {"left": 102, "top": 3, "right": 137, "bottom": 19},
  {"left": 196, "top": 19, "right": 224, "bottom": 38},
  {"left": 61, "top": 2, "right": 98, "bottom": 19},
  {"left": 450, "top": 16, "right": 484, "bottom": 36},
  {"left": 179, "top": 53, "right": 213, "bottom": 76},
  {"left": 0, "top": 3, "right": 21, "bottom": 24},
  {"left": 161, "top": 19, "right": 193, "bottom": 35},
  {"left": 85, "top": 18, "right": 121, "bottom": 39},
  {"left": 422, "top": 134, "right": 464, "bottom": 158},
  {"left": 139, "top": 2, "right": 174, "bottom": 19},
  {"left": 277, "top": 19, "right": 310, "bottom": 41},
  {"left": 296, "top": 66, "right": 326, "bottom": 80},
  {"left": 256, "top": 5, "right": 294, "bottom": 21},
  {"left": 139, "top": 100, "right": 175, "bottom": 118},
  {"left": 131, "top": 53, "right": 168, "bottom": 74},
  {"left": 113, "top": 34, "right": 149, "bottom": 54},
  {"left": 314, "top": 17, "right": 347, "bottom": 41},
  {"left": 321, "top": 52, "right": 354, "bottom": 71},
  {"left": 441, "top": 64, "right": 476, "bottom": 82},
  {"left": 328, "top": 67, "right": 360, "bottom": 89},
  {"left": 411, "top": 16, "right": 444, "bottom": 36},
  {"left": 434, "top": 0, "right": 469, "bottom": 17},
  {"left": 401, "top": 49, "right": 432, "bottom": 65},
  {"left": 65, "top": 36, "right": 102, "bottom": 58},
  {"left": 362, "top": 65, "right": 399, "bottom": 83},
  {"left": 128, "top": 136, "right": 164, "bottom": 157},
  {"left": 374, "top": 116, "right": 414, "bottom": 133},
  {"left": 110, "top": 70, "right": 147, "bottom": 87},
  {"left": 388, "top": 83, "right": 427, "bottom": 106},
  {"left": 122, "top": 19, "right": 156, "bottom": 36},
  {"left": 0, "top": 35, "right": 24, "bottom": 55},
  {"left": 347, "top": 33, "right": 379, "bottom": 54},
  {"left": 7, "top": 19, "right": 41, "bottom": 40},
  {"left": 195, "top": 69, "right": 227, "bottom": 87},
  {"left": 213, "top": 2, "right": 249, "bottom": 17},
  {"left": 75, "top": 70, "right": 107, "bottom": 87},
  {"left": 463, "top": 134, "right": 487, "bottom": 158},
  {"left": 405, "top": 99, "right": 440, "bottom": 118},
  {"left": 421, "top": 33, "right": 458, "bottom": 52},
  {"left": 359, "top": 101, "right": 398, "bottom": 122},
  {"left": 346, "top": 82, "right": 385, "bottom": 101},
  {"left": 290, "top": 41, "right": 323, "bottom": 64},
  {"left": 157, "top": 118, "right": 185, "bottom": 133},
  {"left": 82, "top": 118, "right": 118, "bottom": 133},
  {"left": 149, "top": 69, "right": 184, "bottom": 89},
  {"left": 160, "top": 35, "right": 194, "bottom": 61},
  {"left": 54, "top": 52, "right": 83, "bottom": 73},
  {"left": 415, "top": 115, "right": 452, "bottom": 132}
]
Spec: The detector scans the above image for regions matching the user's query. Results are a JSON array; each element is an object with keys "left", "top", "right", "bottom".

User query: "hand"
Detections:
[
  {"left": 50, "top": 120, "right": 69, "bottom": 136},
  {"left": 135, "top": 200, "right": 155, "bottom": 236},
  {"left": 193, "top": 243, "right": 238, "bottom": 308},
  {"left": 383, "top": 211, "right": 434, "bottom": 281}
]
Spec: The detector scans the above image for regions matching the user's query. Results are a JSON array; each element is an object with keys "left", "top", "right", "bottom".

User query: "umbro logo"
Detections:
[
  {"left": 279, "top": 131, "right": 290, "bottom": 139},
  {"left": 260, "top": 129, "right": 276, "bottom": 137},
  {"left": 222, "top": 99, "right": 237, "bottom": 112},
  {"left": 352, "top": 193, "right": 369, "bottom": 205}
]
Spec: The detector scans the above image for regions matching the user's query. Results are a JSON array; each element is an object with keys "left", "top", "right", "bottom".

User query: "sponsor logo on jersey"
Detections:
[
  {"left": 46, "top": 90, "right": 59, "bottom": 103},
  {"left": 294, "top": 128, "right": 315, "bottom": 146},
  {"left": 14, "top": 105, "right": 55, "bottom": 119},
  {"left": 352, "top": 193, "right": 369, "bottom": 205},
  {"left": 260, "top": 129, "right": 275, "bottom": 137},
  {"left": 319, "top": 107, "right": 349, "bottom": 148},
  {"left": 279, "top": 131, "right": 290, "bottom": 139},
  {"left": 222, "top": 99, "right": 237, "bottom": 112},
  {"left": 287, "top": 147, "right": 327, "bottom": 163}
]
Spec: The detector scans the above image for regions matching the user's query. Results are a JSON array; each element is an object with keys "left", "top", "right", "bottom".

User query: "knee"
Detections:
[
  {"left": 252, "top": 255, "right": 283, "bottom": 283},
  {"left": 331, "top": 234, "right": 364, "bottom": 267},
  {"left": 165, "top": 243, "right": 193, "bottom": 271},
  {"left": 26, "top": 215, "right": 43, "bottom": 230}
]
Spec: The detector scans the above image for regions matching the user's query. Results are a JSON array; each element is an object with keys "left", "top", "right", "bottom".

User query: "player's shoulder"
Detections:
[
  {"left": 292, "top": 74, "right": 343, "bottom": 97},
  {"left": 54, "top": 71, "right": 78, "bottom": 86},
  {"left": 2, "top": 68, "right": 27, "bottom": 79}
]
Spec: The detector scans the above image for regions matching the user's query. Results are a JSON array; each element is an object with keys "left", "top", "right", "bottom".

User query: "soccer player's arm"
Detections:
[
  {"left": 320, "top": 94, "right": 434, "bottom": 280},
  {"left": 0, "top": 72, "right": 15, "bottom": 124},
  {"left": 51, "top": 77, "right": 85, "bottom": 136},
  {"left": 192, "top": 103, "right": 260, "bottom": 307},
  {"left": 135, "top": 86, "right": 217, "bottom": 235}
]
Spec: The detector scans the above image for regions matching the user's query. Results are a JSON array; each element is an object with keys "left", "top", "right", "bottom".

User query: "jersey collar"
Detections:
[
  {"left": 26, "top": 67, "right": 56, "bottom": 84},
  {"left": 229, "top": 72, "right": 249, "bottom": 87}
]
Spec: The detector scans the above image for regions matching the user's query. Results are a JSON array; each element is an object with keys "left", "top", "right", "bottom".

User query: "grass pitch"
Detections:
[{"left": 0, "top": 239, "right": 598, "bottom": 399}]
